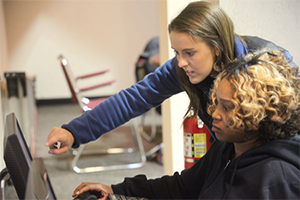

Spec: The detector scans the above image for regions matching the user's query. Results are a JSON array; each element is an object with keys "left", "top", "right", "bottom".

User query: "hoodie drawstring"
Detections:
[{"left": 222, "top": 156, "right": 241, "bottom": 199}]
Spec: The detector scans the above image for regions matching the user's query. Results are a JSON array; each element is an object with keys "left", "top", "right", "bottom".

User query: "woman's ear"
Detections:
[{"left": 215, "top": 48, "right": 220, "bottom": 57}]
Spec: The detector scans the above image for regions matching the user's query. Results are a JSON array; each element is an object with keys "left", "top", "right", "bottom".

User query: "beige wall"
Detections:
[
  {"left": 0, "top": 0, "right": 7, "bottom": 177},
  {"left": 0, "top": 1, "right": 7, "bottom": 75},
  {"left": 3, "top": 1, "right": 159, "bottom": 100},
  {"left": 220, "top": 0, "right": 300, "bottom": 64}
]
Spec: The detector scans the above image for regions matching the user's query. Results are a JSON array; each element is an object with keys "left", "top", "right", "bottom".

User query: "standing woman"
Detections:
[{"left": 45, "top": 1, "right": 294, "bottom": 155}]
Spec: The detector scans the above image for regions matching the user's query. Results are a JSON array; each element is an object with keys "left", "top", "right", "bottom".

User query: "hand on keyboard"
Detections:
[
  {"left": 73, "top": 190, "right": 102, "bottom": 200},
  {"left": 108, "top": 193, "right": 148, "bottom": 200}
]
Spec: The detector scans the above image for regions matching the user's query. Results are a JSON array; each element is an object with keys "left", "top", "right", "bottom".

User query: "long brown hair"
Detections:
[{"left": 168, "top": 1, "right": 238, "bottom": 117}]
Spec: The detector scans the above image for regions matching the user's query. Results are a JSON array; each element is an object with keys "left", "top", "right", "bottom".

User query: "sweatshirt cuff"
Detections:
[{"left": 61, "top": 125, "right": 79, "bottom": 148}]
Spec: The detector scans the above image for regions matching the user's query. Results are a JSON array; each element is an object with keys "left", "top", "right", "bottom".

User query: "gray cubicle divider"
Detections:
[{"left": 4, "top": 72, "right": 37, "bottom": 155}]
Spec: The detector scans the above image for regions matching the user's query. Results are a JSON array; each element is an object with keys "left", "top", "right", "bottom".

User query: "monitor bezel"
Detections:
[{"left": 3, "top": 112, "right": 33, "bottom": 200}]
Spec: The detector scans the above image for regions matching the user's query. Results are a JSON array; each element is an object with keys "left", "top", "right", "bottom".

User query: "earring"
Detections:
[{"left": 213, "top": 61, "right": 224, "bottom": 72}]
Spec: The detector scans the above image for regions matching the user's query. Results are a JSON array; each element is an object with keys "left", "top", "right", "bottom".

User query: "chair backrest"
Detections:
[
  {"left": 135, "top": 36, "right": 160, "bottom": 82},
  {"left": 58, "top": 55, "right": 86, "bottom": 109}
]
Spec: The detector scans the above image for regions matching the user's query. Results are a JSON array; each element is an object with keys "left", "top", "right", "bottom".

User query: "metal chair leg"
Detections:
[
  {"left": 139, "top": 108, "right": 158, "bottom": 142},
  {"left": 71, "top": 118, "right": 146, "bottom": 173}
]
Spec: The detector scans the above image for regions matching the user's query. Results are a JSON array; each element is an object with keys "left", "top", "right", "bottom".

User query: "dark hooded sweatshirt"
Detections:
[{"left": 112, "top": 135, "right": 300, "bottom": 199}]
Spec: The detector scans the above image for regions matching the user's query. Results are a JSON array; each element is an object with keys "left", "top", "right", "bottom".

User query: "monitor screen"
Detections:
[
  {"left": 25, "top": 157, "right": 56, "bottom": 200},
  {"left": 3, "top": 112, "right": 32, "bottom": 200},
  {"left": 3, "top": 113, "right": 56, "bottom": 200}
]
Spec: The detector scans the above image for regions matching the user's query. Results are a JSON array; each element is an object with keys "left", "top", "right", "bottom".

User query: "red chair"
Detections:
[{"left": 59, "top": 55, "right": 146, "bottom": 173}]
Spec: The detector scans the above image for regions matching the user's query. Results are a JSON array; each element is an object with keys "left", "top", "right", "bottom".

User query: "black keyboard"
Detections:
[{"left": 108, "top": 193, "right": 148, "bottom": 200}]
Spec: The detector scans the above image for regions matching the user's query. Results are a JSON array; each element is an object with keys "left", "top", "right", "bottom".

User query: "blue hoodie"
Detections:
[{"left": 62, "top": 36, "right": 294, "bottom": 148}]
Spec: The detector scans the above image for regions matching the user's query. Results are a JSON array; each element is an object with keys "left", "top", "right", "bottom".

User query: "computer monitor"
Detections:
[
  {"left": 1, "top": 112, "right": 145, "bottom": 200},
  {"left": 3, "top": 112, "right": 32, "bottom": 200},
  {"left": 25, "top": 157, "right": 56, "bottom": 200}
]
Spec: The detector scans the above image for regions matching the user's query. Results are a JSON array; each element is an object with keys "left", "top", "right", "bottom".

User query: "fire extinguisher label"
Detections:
[
  {"left": 193, "top": 133, "right": 206, "bottom": 158},
  {"left": 184, "top": 133, "right": 206, "bottom": 158},
  {"left": 184, "top": 134, "right": 193, "bottom": 157}
]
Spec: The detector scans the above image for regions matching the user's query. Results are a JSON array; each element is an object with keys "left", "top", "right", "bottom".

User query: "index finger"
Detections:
[
  {"left": 44, "top": 127, "right": 61, "bottom": 147},
  {"left": 72, "top": 182, "right": 92, "bottom": 197}
]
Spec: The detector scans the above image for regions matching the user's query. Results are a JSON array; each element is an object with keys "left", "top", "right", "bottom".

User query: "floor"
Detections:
[{"left": 5, "top": 103, "right": 164, "bottom": 200}]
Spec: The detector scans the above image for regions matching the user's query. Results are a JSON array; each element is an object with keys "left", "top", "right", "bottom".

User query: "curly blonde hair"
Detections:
[{"left": 208, "top": 50, "right": 300, "bottom": 144}]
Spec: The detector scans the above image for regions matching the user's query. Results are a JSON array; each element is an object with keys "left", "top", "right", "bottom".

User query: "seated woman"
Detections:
[{"left": 72, "top": 50, "right": 300, "bottom": 199}]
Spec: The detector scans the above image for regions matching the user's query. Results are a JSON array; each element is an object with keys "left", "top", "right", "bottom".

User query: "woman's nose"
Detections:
[
  {"left": 177, "top": 55, "right": 188, "bottom": 68},
  {"left": 212, "top": 108, "right": 221, "bottom": 121}
]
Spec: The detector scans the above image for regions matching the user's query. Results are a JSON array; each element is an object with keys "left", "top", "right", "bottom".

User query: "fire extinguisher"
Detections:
[{"left": 184, "top": 114, "right": 212, "bottom": 169}]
